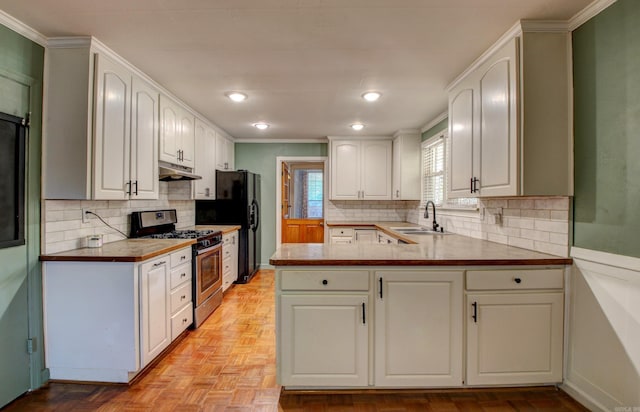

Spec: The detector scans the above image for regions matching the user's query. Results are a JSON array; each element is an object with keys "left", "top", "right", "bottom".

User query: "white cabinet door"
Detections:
[
  {"left": 330, "top": 140, "right": 361, "bottom": 200},
  {"left": 159, "top": 96, "right": 180, "bottom": 165},
  {"left": 354, "top": 229, "right": 376, "bottom": 244},
  {"left": 280, "top": 294, "right": 369, "bottom": 386},
  {"left": 477, "top": 40, "right": 518, "bottom": 197},
  {"left": 361, "top": 140, "right": 392, "bottom": 200},
  {"left": 215, "top": 133, "right": 234, "bottom": 171},
  {"left": 392, "top": 133, "right": 420, "bottom": 200},
  {"left": 179, "top": 109, "right": 195, "bottom": 168},
  {"left": 375, "top": 271, "right": 463, "bottom": 387},
  {"left": 448, "top": 84, "right": 476, "bottom": 198},
  {"left": 139, "top": 256, "right": 171, "bottom": 368},
  {"left": 92, "top": 54, "right": 131, "bottom": 200},
  {"left": 130, "top": 76, "right": 159, "bottom": 199},
  {"left": 466, "top": 292, "right": 563, "bottom": 385},
  {"left": 194, "top": 119, "right": 216, "bottom": 199}
]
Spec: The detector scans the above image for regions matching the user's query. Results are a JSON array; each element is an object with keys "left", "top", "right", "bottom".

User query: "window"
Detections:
[{"left": 421, "top": 130, "right": 478, "bottom": 209}]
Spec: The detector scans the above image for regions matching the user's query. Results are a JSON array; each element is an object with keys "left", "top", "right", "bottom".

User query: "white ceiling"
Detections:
[{"left": 0, "top": 0, "right": 591, "bottom": 141}]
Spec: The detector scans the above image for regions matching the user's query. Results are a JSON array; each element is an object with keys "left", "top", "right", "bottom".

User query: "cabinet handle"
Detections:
[
  {"left": 396, "top": 189, "right": 399, "bottom": 198},
  {"left": 126, "top": 180, "right": 131, "bottom": 195},
  {"left": 362, "top": 302, "right": 366, "bottom": 324},
  {"left": 472, "top": 302, "right": 478, "bottom": 323},
  {"left": 205, "top": 188, "right": 210, "bottom": 197},
  {"left": 470, "top": 177, "right": 473, "bottom": 194},
  {"left": 153, "top": 261, "right": 167, "bottom": 267},
  {"left": 322, "top": 279, "right": 328, "bottom": 285},
  {"left": 514, "top": 277, "right": 522, "bottom": 284},
  {"left": 378, "top": 277, "right": 383, "bottom": 299},
  {"left": 472, "top": 177, "right": 479, "bottom": 193},
  {"left": 133, "top": 180, "right": 138, "bottom": 196}
]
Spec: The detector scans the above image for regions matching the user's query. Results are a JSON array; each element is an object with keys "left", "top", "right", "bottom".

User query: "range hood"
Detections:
[{"left": 158, "top": 162, "right": 202, "bottom": 181}]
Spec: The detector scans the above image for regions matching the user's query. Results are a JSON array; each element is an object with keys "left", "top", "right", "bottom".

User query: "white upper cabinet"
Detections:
[
  {"left": 392, "top": 130, "right": 421, "bottom": 200},
  {"left": 447, "top": 24, "right": 572, "bottom": 198},
  {"left": 159, "top": 95, "right": 195, "bottom": 168},
  {"left": 215, "top": 133, "right": 234, "bottom": 171},
  {"left": 92, "top": 54, "right": 131, "bottom": 200},
  {"left": 330, "top": 138, "right": 392, "bottom": 200},
  {"left": 44, "top": 40, "right": 159, "bottom": 200},
  {"left": 130, "top": 76, "right": 160, "bottom": 199},
  {"left": 194, "top": 119, "right": 216, "bottom": 199}
]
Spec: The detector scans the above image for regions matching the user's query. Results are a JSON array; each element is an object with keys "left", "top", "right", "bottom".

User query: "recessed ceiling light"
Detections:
[
  {"left": 253, "top": 122, "right": 269, "bottom": 130},
  {"left": 351, "top": 123, "right": 365, "bottom": 131},
  {"left": 226, "top": 92, "right": 247, "bottom": 102},
  {"left": 362, "top": 91, "right": 381, "bottom": 102}
]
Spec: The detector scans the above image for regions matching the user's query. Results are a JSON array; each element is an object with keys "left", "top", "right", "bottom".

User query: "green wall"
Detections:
[
  {"left": 235, "top": 143, "right": 328, "bottom": 264},
  {"left": 0, "top": 23, "right": 45, "bottom": 404},
  {"left": 573, "top": 0, "right": 640, "bottom": 257},
  {"left": 422, "top": 118, "right": 448, "bottom": 141}
]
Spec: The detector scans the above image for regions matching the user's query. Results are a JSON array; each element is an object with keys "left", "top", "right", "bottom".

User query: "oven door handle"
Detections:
[{"left": 197, "top": 244, "right": 222, "bottom": 255}]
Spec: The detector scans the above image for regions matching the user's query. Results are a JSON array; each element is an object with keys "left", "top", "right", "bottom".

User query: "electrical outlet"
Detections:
[{"left": 82, "top": 208, "right": 91, "bottom": 224}]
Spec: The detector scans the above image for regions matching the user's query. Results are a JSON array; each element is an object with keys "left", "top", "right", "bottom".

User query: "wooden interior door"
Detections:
[{"left": 281, "top": 162, "right": 324, "bottom": 243}]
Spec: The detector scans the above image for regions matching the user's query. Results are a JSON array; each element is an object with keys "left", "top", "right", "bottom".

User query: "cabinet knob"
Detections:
[
  {"left": 181, "top": 295, "right": 186, "bottom": 300},
  {"left": 181, "top": 273, "right": 187, "bottom": 278},
  {"left": 514, "top": 277, "right": 522, "bottom": 284},
  {"left": 322, "top": 279, "right": 328, "bottom": 285},
  {"left": 182, "top": 318, "right": 188, "bottom": 324}
]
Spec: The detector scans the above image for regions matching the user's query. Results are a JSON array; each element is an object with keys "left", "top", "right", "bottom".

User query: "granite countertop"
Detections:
[
  {"left": 194, "top": 224, "right": 241, "bottom": 234},
  {"left": 271, "top": 222, "right": 572, "bottom": 266},
  {"left": 40, "top": 239, "right": 196, "bottom": 262}
]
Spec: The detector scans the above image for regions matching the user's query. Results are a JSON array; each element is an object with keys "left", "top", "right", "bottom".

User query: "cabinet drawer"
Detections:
[
  {"left": 170, "top": 248, "right": 192, "bottom": 268},
  {"left": 171, "top": 302, "right": 193, "bottom": 341},
  {"left": 170, "top": 281, "right": 192, "bottom": 314},
  {"left": 223, "top": 257, "right": 232, "bottom": 276},
  {"left": 281, "top": 270, "right": 369, "bottom": 291},
  {"left": 329, "top": 228, "right": 354, "bottom": 237},
  {"left": 223, "top": 246, "right": 233, "bottom": 259},
  {"left": 170, "top": 262, "right": 192, "bottom": 289},
  {"left": 466, "top": 268, "right": 563, "bottom": 290}
]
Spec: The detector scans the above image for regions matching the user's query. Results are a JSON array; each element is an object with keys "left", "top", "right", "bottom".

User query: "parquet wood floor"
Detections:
[{"left": 2, "top": 270, "right": 588, "bottom": 412}]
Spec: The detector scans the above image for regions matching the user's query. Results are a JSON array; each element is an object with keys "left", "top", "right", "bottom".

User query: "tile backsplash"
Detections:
[
  {"left": 43, "top": 181, "right": 195, "bottom": 254},
  {"left": 327, "top": 200, "right": 420, "bottom": 222},
  {"left": 408, "top": 197, "right": 571, "bottom": 257}
]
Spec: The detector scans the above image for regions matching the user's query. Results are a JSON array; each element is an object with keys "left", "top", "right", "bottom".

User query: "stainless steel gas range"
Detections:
[{"left": 130, "top": 209, "right": 223, "bottom": 328}]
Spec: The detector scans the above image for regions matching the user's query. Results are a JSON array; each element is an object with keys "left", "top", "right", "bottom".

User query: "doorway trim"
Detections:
[{"left": 276, "top": 156, "right": 328, "bottom": 246}]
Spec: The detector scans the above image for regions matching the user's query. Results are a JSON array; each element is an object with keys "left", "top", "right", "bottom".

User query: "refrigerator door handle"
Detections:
[{"left": 252, "top": 200, "right": 260, "bottom": 231}]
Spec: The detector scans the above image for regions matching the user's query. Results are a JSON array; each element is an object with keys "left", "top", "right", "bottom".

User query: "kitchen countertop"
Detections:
[
  {"left": 271, "top": 222, "right": 572, "bottom": 266},
  {"left": 194, "top": 224, "right": 241, "bottom": 234},
  {"left": 40, "top": 239, "right": 196, "bottom": 262}
]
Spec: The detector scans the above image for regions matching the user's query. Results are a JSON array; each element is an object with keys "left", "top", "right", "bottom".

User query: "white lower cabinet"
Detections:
[
  {"left": 43, "top": 246, "right": 192, "bottom": 383},
  {"left": 465, "top": 269, "right": 564, "bottom": 385},
  {"left": 139, "top": 256, "right": 172, "bottom": 368},
  {"left": 276, "top": 266, "right": 565, "bottom": 390},
  {"left": 375, "top": 271, "right": 463, "bottom": 387},
  {"left": 280, "top": 294, "right": 369, "bottom": 386},
  {"left": 354, "top": 229, "right": 376, "bottom": 244},
  {"left": 222, "top": 230, "right": 239, "bottom": 291},
  {"left": 329, "top": 227, "right": 353, "bottom": 244}
]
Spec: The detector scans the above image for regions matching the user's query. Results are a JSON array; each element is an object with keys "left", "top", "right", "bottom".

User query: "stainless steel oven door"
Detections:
[{"left": 195, "top": 243, "right": 222, "bottom": 306}]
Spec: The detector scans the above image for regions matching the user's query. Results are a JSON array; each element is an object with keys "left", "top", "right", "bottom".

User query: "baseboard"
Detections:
[{"left": 560, "top": 381, "right": 609, "bottom": 412}]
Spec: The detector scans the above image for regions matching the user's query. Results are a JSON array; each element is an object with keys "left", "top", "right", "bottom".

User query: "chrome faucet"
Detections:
[{"left": 424, "top": 201, "right": 441, "bottom": 232}]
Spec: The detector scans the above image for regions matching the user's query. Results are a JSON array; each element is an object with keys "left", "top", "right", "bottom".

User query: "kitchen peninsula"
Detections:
[{"left": 270, "top": 224, "right": 571, "bottom": 389}]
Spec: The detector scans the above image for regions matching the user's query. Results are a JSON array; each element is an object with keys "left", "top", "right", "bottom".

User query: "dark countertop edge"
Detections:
[
  {"left": 40, "top": 241, "right": 196, "bottom": 263},
  {"left": 269, "top": 258, "right": 573, "bottom": 266}
]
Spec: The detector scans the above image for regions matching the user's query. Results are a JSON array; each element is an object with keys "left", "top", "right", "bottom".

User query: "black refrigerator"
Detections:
[{"left": 196, "top": 170, "right": 261, "bottom": 284}]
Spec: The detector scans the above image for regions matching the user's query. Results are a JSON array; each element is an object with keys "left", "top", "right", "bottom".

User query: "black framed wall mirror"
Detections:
[{"left": 0, "top": 112, "right": 26, "bottom": 249}]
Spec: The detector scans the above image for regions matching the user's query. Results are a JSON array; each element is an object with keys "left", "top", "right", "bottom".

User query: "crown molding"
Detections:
[
  {"left": 234, "top": 138, "right": 328, "bottom": 144},
  {"left": 520, "top": 20, "right": 569, "bottom": 32},
  {"left": 392, "top": 129, "right": 420, "bottom": 138},
  {"left": 0, "top": 10, "right": 47, "bottom": 46},
  {"left": 46, "top": 36, "right": 92, "bottom": 48},
  {"left": 326, "top": 135, "right": 392, "bottom": 141},
  {"left": 421, "top": 111, "right": 448, "bottom": 133},
  {"left": 568, "top": 0, "right": 617, "bottom": 31}
]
